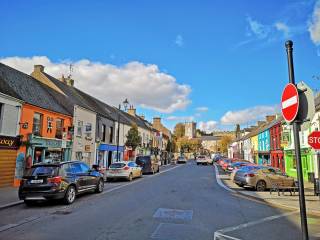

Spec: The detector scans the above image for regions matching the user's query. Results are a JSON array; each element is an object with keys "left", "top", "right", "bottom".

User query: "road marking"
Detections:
[
  {"left": 153, "top": 208, "right": 193, "bottom": 221},
  {"left": 214, "top": 232, "right": 242, "bottom": 240},
  {"left": 213, "top": 210, "right": 299, "bottom": 240},
  {"left": 101, "top": 165, "right": 182, "bottom": 195},
  {"left": 214, "top": 165, "right": 235, "bottom": 193},
  {"left": 150, "top": 223, "right": 164, "bottom": 239},
  {"left": 282, "top": 95, "right": 298, "bottom": 109}
]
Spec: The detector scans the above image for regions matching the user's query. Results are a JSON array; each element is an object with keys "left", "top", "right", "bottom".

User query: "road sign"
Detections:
[
  {"left": 308, "top": 131, "right": 320, "bottom": 150},
  {"left": 297, "top": 81, "right": 315, "bottom": 131},
  {"left": 281, "top": 83, "right": 299, "bottom": 123}
]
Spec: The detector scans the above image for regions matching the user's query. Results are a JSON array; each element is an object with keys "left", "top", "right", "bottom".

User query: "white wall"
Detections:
[{"left": 72, "top": 105, "right": 96, "bottom": 166}]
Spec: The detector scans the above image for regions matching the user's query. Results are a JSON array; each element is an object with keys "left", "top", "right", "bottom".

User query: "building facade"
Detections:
[
  {"left": 258, "top": 129, "right": 270, "bottom": 165},
  {"left": 185, "top": 122, "right": 196, "bottom": 138},
  {"left": 270, "top": 120, "right": 285, "bottom": 172}
]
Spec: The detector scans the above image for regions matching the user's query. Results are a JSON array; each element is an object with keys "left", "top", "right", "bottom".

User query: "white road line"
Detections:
[
  {"left": 282, "top": 95, "right": 298, "bottom": 109},
  {"left": 150, "top": 223, "right": 163, "bottom": 239},
  {"left": 214, "top": 165, "right": 235, "bottom": 193},
  {"left": 214, "top": 210, "right": 299, "bottom": 238},
  {"left": 214, "top": 232, "right": 242, "bottom": 240},
  {"left": 101, "top": 165, "right": 182, "bottom": 195}
]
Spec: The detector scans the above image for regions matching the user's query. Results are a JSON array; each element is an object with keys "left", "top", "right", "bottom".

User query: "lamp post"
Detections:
[{"left": 116, "top": 98, "right": 129, "bottom": 162}]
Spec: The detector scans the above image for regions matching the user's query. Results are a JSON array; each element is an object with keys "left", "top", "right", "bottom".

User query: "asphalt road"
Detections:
[{"left": 0, "top": 161, "right": 319, "bottom": 240}]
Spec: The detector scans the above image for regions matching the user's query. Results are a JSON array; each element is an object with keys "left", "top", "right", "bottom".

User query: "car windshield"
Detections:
[
  {"left": 136, "top": 156, "right": 150, "bottom": 163},
  {"left": 25, "top": 166, "right": 58, "bottom": 177},
  {"left": 109, "top": 163, "right": 126, "bottom": 169}
]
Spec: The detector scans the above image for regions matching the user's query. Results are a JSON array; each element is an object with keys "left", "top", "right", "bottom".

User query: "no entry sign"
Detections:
[
  {"left": 308, "top": 131, "right": 320, "bottom": 150},
  {"left": 281, "top": 83, "right": 299, "bottom": 123}
]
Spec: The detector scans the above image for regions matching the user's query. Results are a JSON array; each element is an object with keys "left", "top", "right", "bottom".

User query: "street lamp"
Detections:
[{"left": 116, "top": 99, "right": 129, "bottom": 162}]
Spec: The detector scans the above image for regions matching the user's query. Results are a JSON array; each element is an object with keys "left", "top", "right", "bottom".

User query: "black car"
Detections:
[
  {"left": 19, "top": 161, "right": 104, "bottom": 205},
  {"left": 136, "top": 155, "right": 160, "bottom": 174}
]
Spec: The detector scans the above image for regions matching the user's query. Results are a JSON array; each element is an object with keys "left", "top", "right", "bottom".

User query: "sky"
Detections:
[{"left": 0, "top": 0, "right": 320, "bottom": 132}]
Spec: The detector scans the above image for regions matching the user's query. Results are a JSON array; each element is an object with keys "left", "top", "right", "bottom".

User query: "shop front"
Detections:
[
  {"left": 96, "top": 143, "right": 124, "bottom": 168},
  {"left": 0, "top": 135, "right": 21, "bottom": 187},
  {"left": 258, "top": 151, "right": 270, "bottom": 165},
  {"left": 284, "top": 148, "right": 314, "bottom": 181},
  {"left": 26, "top": 134, "right": 72, "bottom": 164},
  {"left": 271, "top": 150, "right": 285, "bottom": 172}
]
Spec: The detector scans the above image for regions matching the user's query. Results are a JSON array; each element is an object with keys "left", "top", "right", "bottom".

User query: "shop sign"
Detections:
[
  {"left": 0, "top": 135, "right": 20, "bottom": 149},
  {"left": 281, "top": 131, "right": 290, "bottom": 147},
  {"left": 85, "top": 145, "right": 91, "bottom": 152}
]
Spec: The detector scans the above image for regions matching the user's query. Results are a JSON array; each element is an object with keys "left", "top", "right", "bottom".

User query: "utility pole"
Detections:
[
  {"left": 285, "top": 40, "right": 309, "bottom": 240},
  {"left": 116, "top": 104, "right": 121, "bottom": 162}
]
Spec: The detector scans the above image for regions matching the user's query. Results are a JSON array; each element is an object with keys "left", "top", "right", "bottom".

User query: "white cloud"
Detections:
[
  {"left": 195, "top": 106, "right": 208, "bottom": 112},
  {"left": 246, "top": 16, "right": 271, "bottom": 39},
  {"left": 175, "top": 35, "right": 184, "bottom": 47},
  {"left": 166, "top": 115, "right": 194, "bottom": 122},
  {"left": 309, "top": 1, "right": 320, "bottom": 45},
  {"left": 198, "top": 121, "right": 218, "bottom": 133},
  {"left": 275, "top": 22, "right": 290, "bottom": 37},
  {"left": 220, "top": 105, "right": 278, "bottom": 125},
  {"left": 0, "top": 56, "right": 191, "bottom": 113}
]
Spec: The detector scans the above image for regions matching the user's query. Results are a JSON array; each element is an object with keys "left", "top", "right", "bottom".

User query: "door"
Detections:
[
  {"left": 79, "top": 162, "right": 96, "bottom": 188},
  {"left": 108, "top": 151, "right": 112, "bottom": 167},
  {"left": 71, "top": 163, "right": 90, "bottom": 191}
]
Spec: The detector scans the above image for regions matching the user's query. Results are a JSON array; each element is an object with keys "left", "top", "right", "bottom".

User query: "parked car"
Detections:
[
  {"left": 136, "top": 155, "right": 160, "bottom": 174},
  {"left": 19, "top": 161, "right": 104, "bottom": 205},
  {"left": 233, "top": 166, "right": 294, "bottom": 191},
  {"left": 229, "top": 163, "right": 256, "bottom": 180},
  {"left": 177, "top": 156, "right": 187, "bottom": 164},
  {"left": 226, "top": 161, "right": 251, "bottom": 173},
  {"left": 196, "top": 155, "right": 210, "bottom": 165},
  {"left": 106, "top": 161, "right": 142, "bottom": 181}
]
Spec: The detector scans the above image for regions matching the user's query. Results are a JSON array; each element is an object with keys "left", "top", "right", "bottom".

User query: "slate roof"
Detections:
[
  {"left": 201, "top": 136, "right": 221, "bottom": 141},
  {"left": 0, "top": 63, "right": 71, "bottom": 116}
]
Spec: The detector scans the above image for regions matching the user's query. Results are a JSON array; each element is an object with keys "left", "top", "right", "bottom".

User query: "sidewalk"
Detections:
[
  {"left": 0, "top": 187, "right": 22, "bottom": 210},
  {"left": 216, "top": 166, "right": 320, "bottom": 216}
]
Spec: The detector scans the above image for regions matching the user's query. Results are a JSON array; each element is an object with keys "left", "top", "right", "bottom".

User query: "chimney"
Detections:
[
  {"left": 59, "top": 74, "right": 74, "bottom": 87},
  {"left": 34, "top": 65, "right": 44, "bottom": 73},
  {"left": 266, "top": 115, "right": 276, "bottom": 122},
  {"left": 127, "top": 105, "right": 136, "bottom": 116},
  {"left": 153, "top": 117, "right": 161, "bottom": 125}
]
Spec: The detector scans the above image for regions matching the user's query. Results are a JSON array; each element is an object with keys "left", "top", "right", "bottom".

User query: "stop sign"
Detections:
[
  {"left": 308, "top": 131, "right": 320, "bottom": 150},
  {"left": 281, "top": 83, "right": 299, "bottom": 123}
]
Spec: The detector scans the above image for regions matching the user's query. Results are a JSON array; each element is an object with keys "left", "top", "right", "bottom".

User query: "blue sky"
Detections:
[{"left": 0, "top": 0, "right": 320, "bottom": 132}]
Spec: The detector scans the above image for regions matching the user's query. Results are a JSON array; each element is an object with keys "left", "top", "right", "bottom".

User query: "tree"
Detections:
[
  {"left": 176, "top": 137, "right": 201, "bottom": 153},
  {"left": 174, "top": 123, "right": 185, "bottom": 138},
  {"left": 220, "top": 135, "right": 233, "bottom": 154},
  {"left": 125, "top": 124, "right": 142, "bottom": 150}
]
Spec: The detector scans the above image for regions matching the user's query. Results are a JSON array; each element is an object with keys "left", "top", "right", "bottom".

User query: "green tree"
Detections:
[{"left": 125, "top": 124, "right": 142, "bottom": 150}]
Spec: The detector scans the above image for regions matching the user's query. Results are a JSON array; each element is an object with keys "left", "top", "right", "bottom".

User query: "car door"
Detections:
[
  {"left": 128, "top": 162, "right": 138, "bottom": 177},
  {"left": 70, "top": 163, "right": 85, "bottom": 191},
  {"left": 79, "top": 162, "right": 96, "bottom": 189}
]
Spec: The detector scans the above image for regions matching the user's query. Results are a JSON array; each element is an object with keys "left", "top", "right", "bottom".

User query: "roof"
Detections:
[{"left": 0, "top": 63, "right": 71, "bottom": 116}]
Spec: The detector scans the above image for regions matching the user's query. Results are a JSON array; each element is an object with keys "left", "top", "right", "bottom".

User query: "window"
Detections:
[
  {"left": 80, "top": 163, "right": 90, "bottom": 173},
  {"left": 77, "top": 121, "right": 83, "bottom": 136},
  {"left": 55, "top": 118, "right": 64, "bottom": 139},
  {"left": 109, "top": 126, "right": 114, "bottom": 143},
  {"left": 60, "top": 164, "right": 72, "bottom": 176},
  {"left": 32, "top": 112, "right": 43, "bottom": 136},
  {"left": 71, "top": 163, "right": 82, "bottom": 174},
  {"left": 85, "top": 123, "right": 92, "bottom": 138},
  {"left": 101, "top": 124, "right": 106, "bottom": 142}
]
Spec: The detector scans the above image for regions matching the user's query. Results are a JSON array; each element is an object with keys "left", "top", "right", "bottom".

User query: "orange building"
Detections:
[{"left": 18, "top": 103, "right": 73, "bottom": 165}]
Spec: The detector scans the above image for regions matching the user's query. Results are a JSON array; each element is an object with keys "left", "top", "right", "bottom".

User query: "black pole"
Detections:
[
  {"left": 285, "top": 40, "right": 309, "bottom": 240},
  {"left": 116, "top": 104, "right": 121, "bottom": 162}
]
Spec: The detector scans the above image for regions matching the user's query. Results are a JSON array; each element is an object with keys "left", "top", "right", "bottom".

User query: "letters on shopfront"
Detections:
[{"left": 0, "top": 135, "right": 20, "bottom": 149}]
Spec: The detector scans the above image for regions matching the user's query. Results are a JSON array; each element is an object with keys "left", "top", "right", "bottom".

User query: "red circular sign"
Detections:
[
  {"left": 281, "top": 83, "right": 299, "bottom": 123},
  {"left": 308, "top": 131, "right": 320, "bottom": 150}
]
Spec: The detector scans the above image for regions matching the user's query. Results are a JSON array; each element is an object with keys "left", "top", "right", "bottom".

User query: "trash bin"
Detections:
[{"left": 308, "top": 172, "right": 315, "bottom": 183}]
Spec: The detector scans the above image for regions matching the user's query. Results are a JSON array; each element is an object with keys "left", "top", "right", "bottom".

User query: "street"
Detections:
[{"left": 1, "top": 161, "right": 319, "bottom": 240}]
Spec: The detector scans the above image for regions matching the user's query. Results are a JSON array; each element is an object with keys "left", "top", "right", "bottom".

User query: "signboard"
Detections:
[
  {"left": 308, "top": 131, "right": 320, "bottom": 150},
  {"left": 85, "top": 145, "right": 91, "bottom": 152},
  {"left": 281, "top": 130, "right": 290, "bottom": 147},
  {"left": 0, "top": 135, "right": 20, "bottom": 149},
  {"left": 281, "top": 83, "right": 299, "bottom": 123}
]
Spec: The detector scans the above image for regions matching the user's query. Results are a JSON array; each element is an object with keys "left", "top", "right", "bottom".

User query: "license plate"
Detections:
[{"left": 30, "top": 179, "right": 43, "bottom": 184}]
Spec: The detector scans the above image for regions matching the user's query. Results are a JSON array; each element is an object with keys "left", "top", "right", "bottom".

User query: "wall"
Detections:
[{"left": 72, "top": 105, "right": 96, "bottom": 166}]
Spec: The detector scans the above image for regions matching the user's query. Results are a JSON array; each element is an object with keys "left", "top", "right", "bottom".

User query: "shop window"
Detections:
[
  {"left": 55, "top": 118, "right": 64, "bottom": 139},
  {"left": 109, "top": 126, "right": 114, "bottom": 143},
  {"left": 32, "top": 112, "right": 43, "bottom": 136},
  {"left": 77, "top": 121, "right": 83, "bottom": 136},
  {"left": 101, "top": 124, "right": 106, "bottom": 142}
]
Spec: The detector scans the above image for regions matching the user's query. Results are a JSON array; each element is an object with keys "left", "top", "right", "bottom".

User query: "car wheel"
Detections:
[
  {"left": 140, "top": 170, "right": 143, "bottom": 177},
  {"left": 63, "top": 185, "right": 76, "bottom": 205},
  {"left": 95, "top": 179, "right": 104, "bottom": 193},
  {"left": 236, "top": 183, "right": 244, "bottom": 187},
  {"left": 197, "top": 163, "right": 199, "bottom": 165},
  {"left": 157, "top": 166, "right": 160, "bottom": 173},
  {"left": 128, "top": 173, "right": 133, "bottom": 181},
  {"left": 256, "top": 180, "right": 267, "bottom": 192}
]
